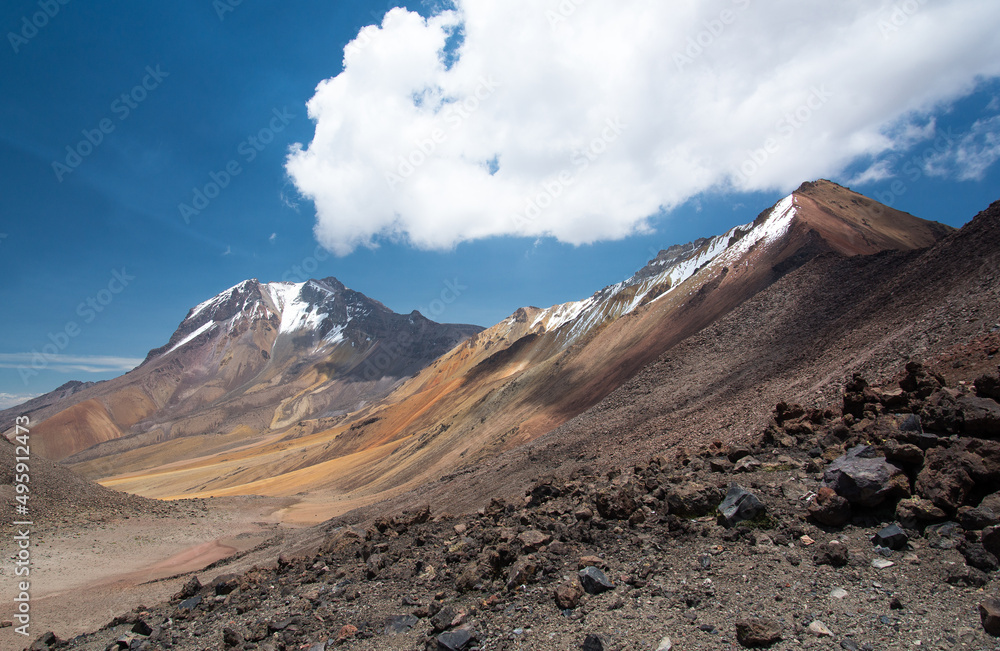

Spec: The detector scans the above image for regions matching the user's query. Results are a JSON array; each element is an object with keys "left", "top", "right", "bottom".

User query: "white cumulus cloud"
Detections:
[{"left": 287, "top": 0, "right": 1000, "bottom": 255}]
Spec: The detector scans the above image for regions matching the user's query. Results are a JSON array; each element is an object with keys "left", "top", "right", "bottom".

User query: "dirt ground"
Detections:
[{"left": 0, "top": 495, "right": 298, "bottom": 646}]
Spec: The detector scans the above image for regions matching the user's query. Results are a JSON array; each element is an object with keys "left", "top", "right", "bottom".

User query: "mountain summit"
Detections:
[{"left": 16, "top": 278, "right": 481, "bottom": 462}]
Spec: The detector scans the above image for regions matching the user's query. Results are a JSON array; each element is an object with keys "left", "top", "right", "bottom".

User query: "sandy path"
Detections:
[{"left": 0, "top": 496, "right": 295, "bottom": 646}]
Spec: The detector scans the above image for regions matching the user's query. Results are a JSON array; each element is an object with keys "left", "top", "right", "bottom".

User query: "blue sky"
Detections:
[{"left": 2, "top": 0, "right": 999, "bottom": 408}]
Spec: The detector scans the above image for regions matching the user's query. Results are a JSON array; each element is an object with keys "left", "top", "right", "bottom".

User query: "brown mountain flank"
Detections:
[{"left": 20, "top": 180, "right": 957, "bottom": 523}]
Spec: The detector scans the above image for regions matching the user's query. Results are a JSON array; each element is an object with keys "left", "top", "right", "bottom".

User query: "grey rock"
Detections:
[
  {"left": 578, "top": 566, "right": 615, "bottom": 594},
  {"left": 718, "top": 484, "right": 766, "bottom": 528},
  {"left": 384, "top": 614, "right": 419, "bottom": 635},
  {"left": 437, "top": 629, "right": 473, "bottom": 650},
  {"left": 823, "top": 445, "right": 908, "bottom": 507}
]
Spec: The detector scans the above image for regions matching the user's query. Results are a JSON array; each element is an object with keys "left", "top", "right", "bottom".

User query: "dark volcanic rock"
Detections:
[
  {"left": 916, "top": 447, "right": 976, "bottom": 512},
  {"left": 437, "top": 628, "right": 474, "bottom": 650},
  {"left": 718, "top": 484, "right": 766, "bottom": 527},
  {"left": 814, "top": 542, "right": 849, "bottom": 567},
  {"left": 980, "top": 597, "right": 1000, "bottom": 636},
  {"left": 823, "top": 445, "right": 908, "bottom": 507},
  {"left": 384, "top": 614, "right": 418, "bottom": 635},
  {"left": 959, "top": 395, "right": 1000, "bottom": 437},
  {"left": 871, "top": 524, "right": 908, "bottom": 550},
  {"left": 962, "top": 543, "right": 999, "bottom": 572},
  {"left": 582, "top": 634, "right": 606, "bottom": 651},
  {"left": 959, "top": 506, "right": 1000, "bottom": 531},
  {"left": 945, "top": 565, "right": 989, "bottom": 588},
  {"left": 211, "top": 573, "right": 240, "bottom": 595},
  {"left": 578, "top": 566, "right": 615, "bottom": 594},
  {"left": 976, "top": 372, "right": 1000, "bottom": 402}
]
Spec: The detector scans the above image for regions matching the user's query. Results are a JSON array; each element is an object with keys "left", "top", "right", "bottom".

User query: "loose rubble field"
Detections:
[{"left": 24, "top": 363, "right": 1000, "bottom": 651}]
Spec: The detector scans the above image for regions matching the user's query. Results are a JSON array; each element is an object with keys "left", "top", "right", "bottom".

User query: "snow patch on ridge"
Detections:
[
  {"left": 165, "top": 322, "right": 216, "bottom": 355},
  {"left": 528, "top": 193, "right": 799, "bottom": 340},
  {"left": 265, "top": 282, "right": 330, "bottom": 335}
]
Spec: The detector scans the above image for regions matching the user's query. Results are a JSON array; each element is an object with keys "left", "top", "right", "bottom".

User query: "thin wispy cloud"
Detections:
[
  {"left": 287, "top": 0, "right": 1000, "bottom": 255},
  {"left": 0, "top": 354, "right": 143, "bottom": 374},
  {"left": 0, "top": 392, "right": 40, "bottom": 410}
]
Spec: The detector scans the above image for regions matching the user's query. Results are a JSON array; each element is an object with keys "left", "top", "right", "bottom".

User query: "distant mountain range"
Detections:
[{"left": 1, "top": 180, "right": 962, "bottom": 520}]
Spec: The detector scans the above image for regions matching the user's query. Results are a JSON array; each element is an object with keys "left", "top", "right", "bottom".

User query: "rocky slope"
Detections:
[{"left": 36, "top": 365, "right": 1000, "bottom": 651}]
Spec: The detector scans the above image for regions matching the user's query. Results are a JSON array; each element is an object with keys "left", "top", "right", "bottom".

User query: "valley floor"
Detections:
[{"left": 0, "top": 496, "right": 294, "bottom": 646}]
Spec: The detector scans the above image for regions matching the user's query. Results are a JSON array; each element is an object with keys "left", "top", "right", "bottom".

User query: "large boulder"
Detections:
[
  {"left": 920, "top": 390, "right": 964, "bottom": 434},
  {"left": 916, "top": 446, "right": 977, "bottom": 512},
  {"left": 823, "top": 445, "right": 909, "bottom": 507},
  {"left": 976, "top": 372, "right": 1000, "bottom": 402},
  {"left": 959, "top": 395, "right": 1000, "bottom": 438},
  {"left": 899, "top": 361, "right": 945, "bottom": 398}
]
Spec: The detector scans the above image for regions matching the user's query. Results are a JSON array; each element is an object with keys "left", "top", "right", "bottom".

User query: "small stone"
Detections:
[
  {"left": 871, "top": 524, "right": 908, "bottom": 550},
  {"left": 384, "top": 614, "right": 419, "bottom": 635},
  {"left": 437, "top": 628, "right": 473, "bottom": 651},
  {"left": 578, "top": 555, "right": 607, "bottom": 569},
  {"left": 890, "top": 597, "right": 904, "bottom": 610},
  {"left": 582, "top": 633, "right": 605, "bottom": 651},
  {"left": 980, "top": 597, "right": 1000, "bottom": 636},
  {"left": 734, "top": 456, "right": 762, "bottom": 473},
  {"left": 655, "top": 636, "right": 673, "bottom": 651},
  {"left": 829, "top": 588, "right": 848, "bottom": 600},
  {"left": 554, "top": 582, "right": 583, "bottom": 609},
  {"left": 336, "top": 625, "right": 359, "bottom": 643},
  {"left": 840, "top": 639, "right": 861, "bottom": 651},
  {"left": 872, "top": 558, "right": 895, "bottom": 569},
  {"left": 735, "top": 618, "right": 783, "bottom": 647},
  {"left": 131, "top": 620, "right": 153, "bottom": 637},
  {"left": 807, "top": 620, "right": 834, "bottom": 637},
  {"left": 946, "top": 565, "right": 989, "bottom": 588},
  {"left": 578, "top": 566, "right": 615, "bottom": 594},
  {"left": 814, "top": 542, "right": 849, "bottom": 567},
  {"left": 517, "top": 530, "right": 553, "bottom": 551},
  {"left": 222, "top": 627, "right": 243, "bottom": 647}
]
